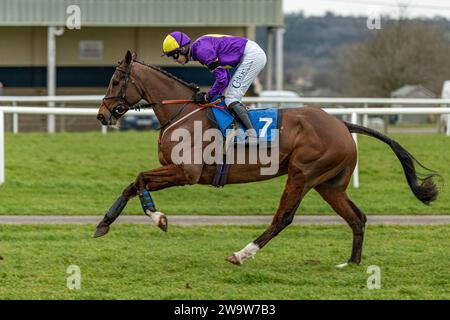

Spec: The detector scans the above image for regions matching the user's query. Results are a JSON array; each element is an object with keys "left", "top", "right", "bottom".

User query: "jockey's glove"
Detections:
[{"left": 193, "top": 92, "right": 209, "bottom": 104}]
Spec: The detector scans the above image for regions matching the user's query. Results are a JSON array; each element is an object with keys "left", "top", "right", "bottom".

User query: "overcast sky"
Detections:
[{"left": 283, "top": 0, "right": 450, "bottom": 19}]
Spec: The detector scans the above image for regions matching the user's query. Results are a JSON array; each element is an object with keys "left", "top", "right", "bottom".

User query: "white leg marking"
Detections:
[
  {"left": 147, "top": 211, "right": 164, "bottom": 225},
  {"left": 336, "top": 262, "right": 349, "bottom": 268},
  {"left": 234, "top": 242, "right": 260, "bottom": 264}
]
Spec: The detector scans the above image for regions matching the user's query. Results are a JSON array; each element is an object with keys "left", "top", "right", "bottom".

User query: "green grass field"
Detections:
[
  {"left": 0, "top": 224, "right": 448, "bottom": 299},
  {"left": 0, "top": 131, "right": 449, "bottom": 215}
]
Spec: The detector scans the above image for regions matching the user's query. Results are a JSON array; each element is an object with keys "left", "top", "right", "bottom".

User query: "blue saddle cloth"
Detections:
[{"left": 210, "top": 98, "right": 279, "bottom": 143}]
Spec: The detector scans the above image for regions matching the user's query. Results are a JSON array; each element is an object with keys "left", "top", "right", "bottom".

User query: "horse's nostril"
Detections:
[{"left": 97, "top": 114, "right": 105, "bottom": 123}]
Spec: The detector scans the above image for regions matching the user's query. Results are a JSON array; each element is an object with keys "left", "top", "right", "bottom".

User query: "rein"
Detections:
[
  {"left": 158, "top": 98, "right": 224, "bottom": 130},
  {"left": 158, "top": 98, "right": 225, "bottom": 144},
  {"left": 158, "top": 99, "right": 225, "bottom": 144},
  {"left": 162, "top": 99, "right": 223, "bottom": 109}
]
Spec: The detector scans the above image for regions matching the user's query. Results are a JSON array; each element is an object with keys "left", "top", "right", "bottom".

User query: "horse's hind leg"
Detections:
[
  {"left": 315, "top": 184, "right": 367, "bottom": 267},
  {"left": 226, "top": 164, "right": 309, "bottom": 265}
]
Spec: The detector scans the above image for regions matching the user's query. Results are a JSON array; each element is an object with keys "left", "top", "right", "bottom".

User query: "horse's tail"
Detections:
[{"left": 344, "top": 121, "right": 440, "bottom": 205}]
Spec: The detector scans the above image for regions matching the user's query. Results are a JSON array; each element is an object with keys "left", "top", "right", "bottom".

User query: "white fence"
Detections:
[{"left": 1, "top": 95, "right": 450, "bottom": 187}]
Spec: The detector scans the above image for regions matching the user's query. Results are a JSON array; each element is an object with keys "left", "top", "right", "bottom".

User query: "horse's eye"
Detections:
[
  {"left": 112, "top": 80, "right": 119, "bottom": 86},
  {"left": 116, "top": 106, "right": 126, "bottom": 114}
]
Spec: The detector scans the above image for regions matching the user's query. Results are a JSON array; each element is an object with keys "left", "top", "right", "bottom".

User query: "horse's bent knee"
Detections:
[
  {"left": 350, "top": 219, "right": 365, "bottom": 235},
  {"left": 133, "top": 172, "right": 148, "bottom": 190},
  {"left": 122, "top": 183, "right": 138, "bottom": 199},
  {"left": 281, "top": 214, "right": 295, "bottom": 228}
]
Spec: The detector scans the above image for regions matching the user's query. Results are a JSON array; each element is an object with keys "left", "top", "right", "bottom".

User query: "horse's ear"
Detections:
[
  {"left": 125, "top": 50, "right": 132, "bottom": 64},
  {"left": 132, "top": 51, "right": 137, "bottom": 60}
]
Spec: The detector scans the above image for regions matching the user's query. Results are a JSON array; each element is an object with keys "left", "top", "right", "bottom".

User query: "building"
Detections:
[
  {"left": 0, "top": 0, "right": 284, "bottom": 96},
  {"left": 440, "top": 81, "right": 450, "bottom": 133},
  {"left": 391, "top": 84, "right": 437, "bottom": 124},
  {"left": 0, "top": 0, "right": 283, "bottom": 132}
]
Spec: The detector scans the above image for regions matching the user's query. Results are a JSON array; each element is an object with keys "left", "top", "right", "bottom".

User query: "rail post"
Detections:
[
  {"left": 12, "top": 101, "right": 18, "bottom": 134},
  {"left": 383, "top": 105, "right": 389, "bottom": 134},
  {"left": 351, "top": 111, "right": 359, "bottom": 188},
  {"left": 0, "top": 111, "right": 4, "bottom": 185},
  {"left": 60, "top": 102, "right": 66, "bottom": 132},
  {"left": 447, "top": 106, "right": 450, "bottom": 137},
  {"left": 363, "top": 103, "right": 368, "bottom": 127}
]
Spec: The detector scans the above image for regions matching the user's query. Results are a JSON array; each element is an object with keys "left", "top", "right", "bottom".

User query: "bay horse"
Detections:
[{"left": 95, "top": 51, "right": 439, "bottom": 267}]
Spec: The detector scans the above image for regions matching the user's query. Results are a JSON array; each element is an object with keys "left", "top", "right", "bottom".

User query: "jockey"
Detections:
[{"left": 161, "top": 31, "right": 267, "bottom": 138}]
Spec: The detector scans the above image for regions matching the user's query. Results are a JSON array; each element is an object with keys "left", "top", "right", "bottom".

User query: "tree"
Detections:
[{"left": 345, "top": 20, "right": 450, "bottom": 97}]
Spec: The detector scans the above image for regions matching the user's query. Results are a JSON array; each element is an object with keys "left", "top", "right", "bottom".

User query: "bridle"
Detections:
[{"left": 102, "top": 60, "right": 155, "bottom": 122}]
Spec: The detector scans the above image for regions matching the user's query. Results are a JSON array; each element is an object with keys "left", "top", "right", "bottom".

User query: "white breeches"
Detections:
[{"left": 224, "top": 40, "right": 267, "bottom": 106}]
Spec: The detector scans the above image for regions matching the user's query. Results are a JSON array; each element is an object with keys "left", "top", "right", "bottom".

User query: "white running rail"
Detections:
[{"left": 1, "top": 96, "right": 450, "bottom": 187}]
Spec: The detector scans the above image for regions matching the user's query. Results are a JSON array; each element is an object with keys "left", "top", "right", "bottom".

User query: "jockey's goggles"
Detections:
[{"left": 167, "top": 50, "right": 180, "bottom": 60}]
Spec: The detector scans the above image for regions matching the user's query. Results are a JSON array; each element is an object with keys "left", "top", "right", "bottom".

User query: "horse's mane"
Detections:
[{"left": 133, "top": 60, "right": 200, "bottom": 92}]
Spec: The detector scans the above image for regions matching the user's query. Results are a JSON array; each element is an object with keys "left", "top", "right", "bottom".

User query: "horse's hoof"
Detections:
[
  {"left": 147, "top": 211, "right": 168, "bottom": 232},
  {"left": 158, "top": 215, "right": 168, "bottom": 232},
  {"left": 93, "top": 224, "right": 110, "bottom": 238},
  {"left": 225, "top": 254, "right": 242, "bottom": 266}
]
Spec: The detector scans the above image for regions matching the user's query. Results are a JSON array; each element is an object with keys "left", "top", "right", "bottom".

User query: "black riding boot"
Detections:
[{"left": 229, "top": 101, "right": 257, "bottom": 139}]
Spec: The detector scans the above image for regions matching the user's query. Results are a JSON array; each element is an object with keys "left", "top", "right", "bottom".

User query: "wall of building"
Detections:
[{"left": 0, "top": 26, "right": 255, "bottom": 95}]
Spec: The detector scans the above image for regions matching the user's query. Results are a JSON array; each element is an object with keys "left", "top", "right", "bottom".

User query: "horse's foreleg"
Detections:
[
  {"left": 93, "top": 182, "right": 136, "bottom": 238},
  {"left": 226, "top": 166, "right": 308, "bottom": 265},
  {"left": 94, "top": 164, "right": 189, "bottom": 237},
  {"left": 134, "top": 164, "right": 191, "bottom": 231}
]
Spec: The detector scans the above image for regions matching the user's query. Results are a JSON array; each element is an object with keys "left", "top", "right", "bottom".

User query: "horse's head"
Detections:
[{"left": 97, "top": 50, "right": 143, "bottom": 126}]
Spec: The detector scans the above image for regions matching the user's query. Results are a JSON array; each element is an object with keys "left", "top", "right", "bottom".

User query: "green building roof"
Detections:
[{"left": 0, "top": 0, "right": 283, "bottom": 27}]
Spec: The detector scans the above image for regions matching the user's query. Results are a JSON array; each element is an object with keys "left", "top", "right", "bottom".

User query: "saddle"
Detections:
[
  {"left": 206, "top": 97, "right": 281, "bottom": 187},
  {"left": 208, "top": 97, "right": 279, "bottom": 144}
]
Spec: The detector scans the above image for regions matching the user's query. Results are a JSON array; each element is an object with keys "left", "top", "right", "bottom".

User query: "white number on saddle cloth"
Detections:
[{"left": 259, "top": 117, "right": 273, "bottom": 138}]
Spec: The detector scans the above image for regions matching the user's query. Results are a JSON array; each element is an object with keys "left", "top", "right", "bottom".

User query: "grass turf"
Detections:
[
  {"left": 0, "top": 224, "right": 448, "bottom": 299},
  {"left": 0, "top": 131, "right": 449, "bottom": 215}
]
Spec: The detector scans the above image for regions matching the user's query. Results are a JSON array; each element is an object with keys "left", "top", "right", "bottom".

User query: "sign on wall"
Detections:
[{"left": 79, "top": 41, "right": 103, "bottom": 60}]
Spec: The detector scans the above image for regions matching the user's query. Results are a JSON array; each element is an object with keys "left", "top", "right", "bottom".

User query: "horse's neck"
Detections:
[{"left": 138, "top": 66, "right": 197, "bottom": 126}]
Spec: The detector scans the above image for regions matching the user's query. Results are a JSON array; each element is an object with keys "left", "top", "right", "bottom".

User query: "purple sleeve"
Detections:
[{"left": 208, "top": 67, "right": 231, "bottom": 98}]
